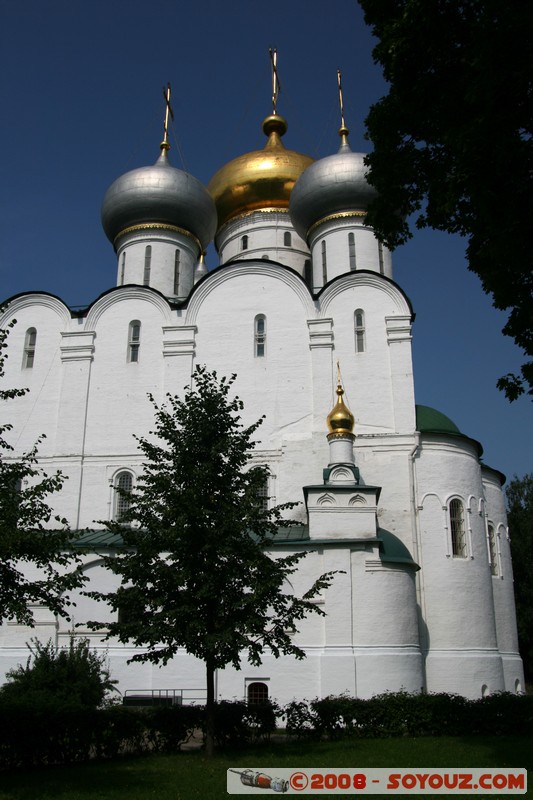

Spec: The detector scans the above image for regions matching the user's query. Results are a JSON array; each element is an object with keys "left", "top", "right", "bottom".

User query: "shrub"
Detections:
[{"left": 0, "top": 637, "right": 117, "bottom": 709}]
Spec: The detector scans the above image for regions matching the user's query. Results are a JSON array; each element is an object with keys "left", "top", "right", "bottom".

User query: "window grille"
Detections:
[
  {"left": 256, "top": 473, "right": 269, "bottom": 511},
  {"left": 354, "top": 309, "right": 365, "bottom": 353},
  {"left": 254, "top": 315, "right": 266, "bottom": 358},
  {"left": 449, "top": 498, "right": 467, "bottom": 557},
  {"left": 488, "top": 524, "right": 498, "bottom": 576},
  {"left": 114, "top": 471, "right": 133, "bottom": 521},
  {"left": 23, "top": 328, "right": 37, "bottom": 369},
  {"left": 128, "top": 321, "right": 141, "bottom": 363},
  {"left": 247, "top": 682, "right": 269, "bottom": 705},
  {"left": 349, "top": 232, "right": 356, "bottom": 270},
  {"left": 321, "top": 240, "right": 327, "bottom": 284},
  {"left": 284, "top": 231, "right": 292, "bottom": 247},
  {"left": 143, "top": 245, "right": 152, "bottom": 285}
]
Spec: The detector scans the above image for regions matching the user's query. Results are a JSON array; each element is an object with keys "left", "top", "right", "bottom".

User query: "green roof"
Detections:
[
  {"left": 378, "top": 529, "right": 419, "bottom": 569},
  {"left": 415, "top": 404, "right": 462, "bottom": 435},
  {"left": 415, "top": 404, "right": 483, "bottom": 458}
]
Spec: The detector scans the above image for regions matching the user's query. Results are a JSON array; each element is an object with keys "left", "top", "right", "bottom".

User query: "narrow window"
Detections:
[
  {"left": 114, "top": 471, "right": 133, "bottom": 521},
  {"left": 256, "top": 471, "right": 269, "bottom": 511},
  {"left": 241, "top": 235, "right": 248, "bottom": 251},
  {"left": 348, "top": 232, "right": 356, "bottom": 271},
  {"left": 449, "top": 498, "right": 467, "bottom": 557},
  {"left": 354, "top": 309, "right": 365, "bottom": 354},
  {"left": 284, "top": 231, "right": 292, "bottom": 247},
  {"left": 173, "top": 249, "right": 181, "bottom": 296},
  {"left": 247, "top": 682, "right": 269, "bottom": 705},
  {"left": 128, "top": 320, "right": 141, "bottom": 363},
  {"left": 304, "top": 259, "right": 312, "bottom": 288},
  {"left": 143, "top": 245, "right": 152, "bottom": 286},
  {"left": 488, "top": 524, "right": 499, "bottom": 576},
  {"left": 321, "top": 240, "right": 327, "bottom": 284},
  {"left": 378, "top": 241, "right": 384, "bottom": 274},
  {"left": 254, "top": 315, "right": 266, "bottom": 358},
  {"left": 23, "top": 328, "right": 37, "bottom": 369},
  {"left": 120, "top": 252, "right": 126, "bottom": 285}
]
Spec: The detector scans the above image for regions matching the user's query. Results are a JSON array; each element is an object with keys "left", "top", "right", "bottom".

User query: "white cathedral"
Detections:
[{"left": 0, "top": 90, "right": 524, "bottom": 705}]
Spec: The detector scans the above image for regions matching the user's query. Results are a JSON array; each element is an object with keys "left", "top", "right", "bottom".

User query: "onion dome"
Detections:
[
  {"left": 207, "top": 114, "right": 314, "bottom": 230},
  {"left": 101, "top": 147, "right": 217, "bottom": 250},
  {"left": 289, "top": 126, "right": 378, "bottom": 241},
  {"left": 327, "top": 381, "right": 355, "bottom": 439}
]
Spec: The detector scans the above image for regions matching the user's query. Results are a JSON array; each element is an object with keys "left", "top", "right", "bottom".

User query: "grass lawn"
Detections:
[{"left": 0, "top": 736, "right": 530, "bottom": 800}]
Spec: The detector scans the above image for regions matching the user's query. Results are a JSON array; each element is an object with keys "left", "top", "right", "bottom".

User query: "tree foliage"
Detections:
[
  {"left": 87, "top": 366, "right": 337, "bottom": 754},
  {"left": 506, "top": 473, "right": 533, "bottom": 682},
  {"left": 0, "top": 320, "right": 83, "bottom": 624},
  {"left": 359, "top": 0, "right": 533, "bottom": 399},
  {"left": 0, "top": 637, "right": 117, "bottom": 709}
]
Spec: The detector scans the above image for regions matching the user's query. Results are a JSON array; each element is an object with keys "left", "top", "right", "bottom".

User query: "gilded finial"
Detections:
[
  {"left": 337, "top": 69, "right": 350, "bottom": 145},
  {"left": 327, "top": 362, "right": 355, "bottom": 438},
  {"left": 269, "top": 48, "right": 281, "bottom": 115},
  {"left": 160, "top": 82, "right": 174, "bottom": 152}
]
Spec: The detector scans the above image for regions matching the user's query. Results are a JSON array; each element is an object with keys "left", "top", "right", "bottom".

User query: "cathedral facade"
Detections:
[{"left": 0, "top": 105, "right": 524, "bottom": 705}]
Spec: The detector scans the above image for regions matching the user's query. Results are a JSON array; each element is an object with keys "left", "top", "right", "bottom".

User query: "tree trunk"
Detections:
[{"left": 205, "top": 658, "right": 216, "bottom": 757}]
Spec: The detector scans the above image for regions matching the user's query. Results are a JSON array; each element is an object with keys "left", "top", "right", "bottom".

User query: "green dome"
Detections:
[
  {"left": 378, "top": 529, "right": 419, "bottom": 569},
  {"left": 415, "top": 404, "right": 462, "bottom": 435},
  {"left": 415, "top": 404, "right": 483, "bottom": 457}
]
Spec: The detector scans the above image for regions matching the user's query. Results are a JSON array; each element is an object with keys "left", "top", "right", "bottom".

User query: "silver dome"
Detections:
[
  {"left": 289, "top": 139, "right": 377, "bottom": 241},
  {"left": 101, "top": 150, "right": 217, "bottom": 249}
]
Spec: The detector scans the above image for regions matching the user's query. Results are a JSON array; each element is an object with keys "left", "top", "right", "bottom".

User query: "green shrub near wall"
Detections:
[{"left": 1, "top": 692, "right": 532, "bottom": 770}]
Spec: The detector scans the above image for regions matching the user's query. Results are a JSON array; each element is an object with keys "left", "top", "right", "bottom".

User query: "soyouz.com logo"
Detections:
[{"left": 227, "top": 767, "right": 527, "bottom": 794}]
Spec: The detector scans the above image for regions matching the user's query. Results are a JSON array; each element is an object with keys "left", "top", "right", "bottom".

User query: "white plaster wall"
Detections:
[
  {"left": 482, "top": 467, "right": 524, "bottom": 693},
  {"left": 415, "top": 438, "right": 505, "bottom": 696},
  {"left": 216, "top": 211, "right": 310, "bottom": 275},
  {"left": 309, "top": 217, "right": 393, "bottom": 288},
  {"left": 116, "top": 228, "right": 198, "bottom": 300}
]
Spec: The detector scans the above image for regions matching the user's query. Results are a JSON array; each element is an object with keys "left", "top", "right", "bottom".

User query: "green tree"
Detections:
[
  {"left": 0, "top": 321, "right": 83, "bottom": 624},
  {"left": 87, "top": 367, "right": 337, "bottom": 755},
  {"left": 359, "top": 0, "right": 533, "bottom": 399},
  {"left": 506, "top": 474, "right": 533, "bottom": 683},
  {"left": 0, "top": 637, "right": 117, "bottom": 708}
]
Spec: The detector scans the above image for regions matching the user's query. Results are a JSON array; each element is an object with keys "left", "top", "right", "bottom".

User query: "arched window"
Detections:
[
  {"left": 449, "top": 498, "right": 467, "bottom": 557},
  {"left": 128, "top": 321, "right": 141, "bottom": 363},
  {"left": 256, "top": 470, "right": 269, "bottom": 511},
  {"left": 120, "top": 252, "right": 126, "bottom": 285},
  {"left": 143, "top": 245, "right": 152, "bottom": 286},
  {"left": 378, "top": 241, "right": 385, "bottom": 274},
  {"left": 348, "top": 232, "right": 356, "bottom": 271},
  {"left": 284, "top": 231, "right": 292, "bottom": 247},
  {"left": 488, "top": 523, "right": 499, "bottom": 576},
  {"left": 23, "top": 328, "right": 37, "bottom": 369},
  {"left": 173, "top": 249, "right": 181, "bottom": 296},
  {"left": 254, "top": 315, "right": 266, "bottom": 358},
  {"left": 241, "top": 235, "right": 248, "bottom": 251},
  {"left": 114, "top": 471, "right": 133, "bottom": 521},
  {"left": 321, "top": 240, "right": 327, "bottom": 284},
  {"left": 247, "top": 682, "right": 269, "bottom": 705},
  {"left": 354, "top": 310, "right": 365, "bottom": 353}
]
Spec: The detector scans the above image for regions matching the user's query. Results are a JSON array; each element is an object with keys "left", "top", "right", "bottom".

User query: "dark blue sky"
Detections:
[{"left": 0, "top": 0, "right": 530, "bottom": 480}]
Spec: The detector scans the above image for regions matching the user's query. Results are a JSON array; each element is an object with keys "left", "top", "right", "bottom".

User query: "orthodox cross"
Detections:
[
  {"left": 269, "top": 48, "right": 281, "bottom": 114},
  {"left": 161, "top": 82, "right": 174, "bottom": 150}
]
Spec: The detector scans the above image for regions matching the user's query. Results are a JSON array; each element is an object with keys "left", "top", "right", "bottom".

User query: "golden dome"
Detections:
[
  {"left": 327, "top": 382, "right": 355, "bottom": 438},
  {"left": 207, "top": 114, "right": 314, "bottom": 231}
]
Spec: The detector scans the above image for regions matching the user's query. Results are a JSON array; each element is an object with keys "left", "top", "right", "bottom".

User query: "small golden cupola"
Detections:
[{"left": 327, "top": 379, "right": 355, "bottom": 440}]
